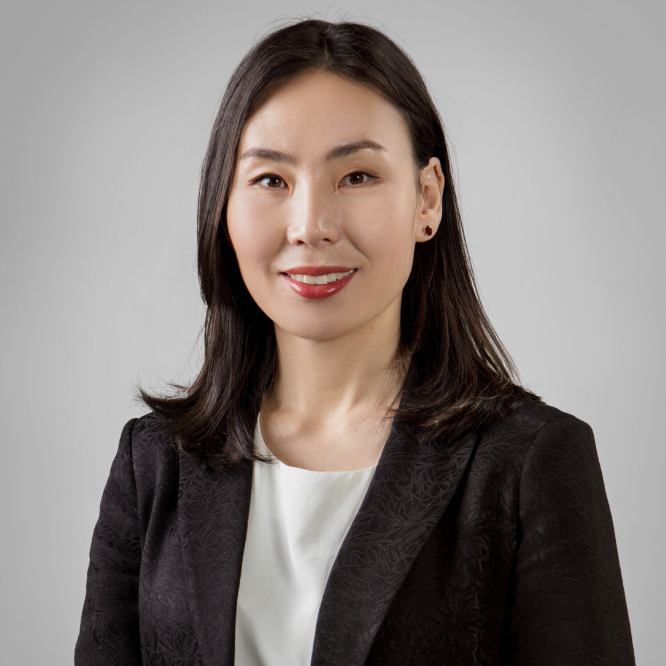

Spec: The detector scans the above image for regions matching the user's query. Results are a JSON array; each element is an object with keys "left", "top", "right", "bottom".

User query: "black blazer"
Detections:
[{"left": 75, "top": 399, "right": 635, "bottom": 665}]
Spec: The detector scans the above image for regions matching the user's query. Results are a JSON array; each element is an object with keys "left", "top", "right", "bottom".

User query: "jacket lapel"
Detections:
[
  {"left": 178, "top": 449, "right": 253, "bottom": 666},
  {"left": 310, "top": 417, "right": 480, "bottom": 666},
  {"left": 177, "top": 412, "right": 480, "bottom": 666}
]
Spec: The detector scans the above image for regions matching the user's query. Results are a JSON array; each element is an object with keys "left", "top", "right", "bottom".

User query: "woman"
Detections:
[{"left": 75, "top": 18, "right": 635, "bottom": 666}]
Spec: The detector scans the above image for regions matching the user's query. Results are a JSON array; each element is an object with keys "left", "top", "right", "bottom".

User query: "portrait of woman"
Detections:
[{"left": 69, "top": 16, "right": 638, "bottom": 665}]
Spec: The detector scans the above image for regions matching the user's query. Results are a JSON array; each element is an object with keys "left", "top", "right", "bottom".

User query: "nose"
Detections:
[{"left": 285, "top": 176, "right": 342, "bottom": 246}]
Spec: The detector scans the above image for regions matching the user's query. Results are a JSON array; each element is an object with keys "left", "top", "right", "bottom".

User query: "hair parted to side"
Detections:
[{"left": 134, "top": 17, "right": 543, "bottom": 470}]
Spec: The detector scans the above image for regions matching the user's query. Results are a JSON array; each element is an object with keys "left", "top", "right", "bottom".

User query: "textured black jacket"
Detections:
[{"left": 75, "top": 399, "right": 635, "bottom": 665}]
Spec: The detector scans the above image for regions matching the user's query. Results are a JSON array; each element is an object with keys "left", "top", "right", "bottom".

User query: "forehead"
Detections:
[{"left": 237, "top": 70, "right": 412, "bottom": 162}]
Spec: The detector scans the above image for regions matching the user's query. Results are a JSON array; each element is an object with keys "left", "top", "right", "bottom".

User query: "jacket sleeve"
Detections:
[
  {"left": 75, "top": 417, "right": 143, "bottom": 665},
  {"left": 508, "top": 414, "right": 635, "bottom": 665}
]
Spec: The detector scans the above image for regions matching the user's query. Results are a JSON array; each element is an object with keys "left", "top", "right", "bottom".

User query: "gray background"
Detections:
[{"left": 1, "top": 0, "right": 663, "bottom": 663}]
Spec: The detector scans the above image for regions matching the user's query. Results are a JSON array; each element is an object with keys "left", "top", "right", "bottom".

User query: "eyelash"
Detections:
[{"left": 250, "top": 171, "right": 376, "bottom": 189}]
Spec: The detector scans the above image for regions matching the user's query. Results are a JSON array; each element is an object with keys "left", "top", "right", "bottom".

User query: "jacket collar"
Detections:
[{"left": 178, "top": 406, "right": 480, "bottom": 666}]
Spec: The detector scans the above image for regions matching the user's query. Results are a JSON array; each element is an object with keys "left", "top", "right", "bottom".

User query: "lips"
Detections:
[{"left": 281, "top": 268, "right": 357, "bottom": 300}]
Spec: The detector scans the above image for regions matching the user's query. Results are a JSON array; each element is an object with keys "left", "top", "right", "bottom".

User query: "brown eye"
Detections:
[
  {"left": 253, "top": 174, "right": 285, "bottom": 188},
  {"left": 343, "top": 172, "right": 374, "bottom": 186}
]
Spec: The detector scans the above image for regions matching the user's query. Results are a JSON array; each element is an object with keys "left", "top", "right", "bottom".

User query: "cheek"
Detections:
[
  {"left": 348, "top": 191, "right": 416, "bottom": 278},
  {"left": 227, "top": 192, "right": 283, "bottom": 277}
]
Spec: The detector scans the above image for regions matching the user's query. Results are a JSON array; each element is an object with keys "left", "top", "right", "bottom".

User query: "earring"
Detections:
[{"left": 423, "top": 225, "right": 433, "bottom": 236}]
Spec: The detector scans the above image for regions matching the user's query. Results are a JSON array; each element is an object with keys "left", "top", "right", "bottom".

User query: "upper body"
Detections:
[
  {"left": 75, "top": 397, "right": 635, "bottom": 665},
  {"left": 75, "top": 18, "right": 636, "bottom": 666}
]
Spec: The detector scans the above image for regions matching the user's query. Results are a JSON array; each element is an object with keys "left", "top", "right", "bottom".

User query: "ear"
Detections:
[{"left": 414, "top": 157, "right": 445, "bottom": 242}]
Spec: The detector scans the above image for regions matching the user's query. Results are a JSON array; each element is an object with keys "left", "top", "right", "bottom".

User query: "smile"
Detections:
[{"left": 281, "top": 269, "right": 357, "bottom": 300}]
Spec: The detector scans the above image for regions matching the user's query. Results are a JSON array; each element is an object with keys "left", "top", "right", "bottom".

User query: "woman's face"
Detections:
[{"left": 227, "top": 69, "right": 443, "bottom": 342}]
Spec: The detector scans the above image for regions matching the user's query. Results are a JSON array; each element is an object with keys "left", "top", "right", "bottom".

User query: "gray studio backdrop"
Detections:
[{"left": 1, "top": 1, "right": 663, "bottom": 664}]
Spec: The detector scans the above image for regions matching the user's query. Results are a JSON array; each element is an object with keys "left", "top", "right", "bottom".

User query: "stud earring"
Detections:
[{"left": 423, "top": 225, "right": 433, "bottom": 236}]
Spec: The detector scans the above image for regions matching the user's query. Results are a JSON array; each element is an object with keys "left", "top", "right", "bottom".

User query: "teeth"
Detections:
[{"left": 288, "top": 269, "right": 355, "bottom": 284}]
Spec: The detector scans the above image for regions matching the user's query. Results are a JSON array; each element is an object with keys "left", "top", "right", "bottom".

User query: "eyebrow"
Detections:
[{"left": 239, "top": 139, "right": 387, "bottom": 165}]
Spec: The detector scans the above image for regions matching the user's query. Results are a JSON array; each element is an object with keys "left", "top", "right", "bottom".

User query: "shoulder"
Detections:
[
  {"left": 129, "top": 411, "right": 177, "bottom": 455},
  {"left": 487, "top": 398, "right": 592, "bottom": 445},
  {"left": 121, "top": 411, "right": 180, "bottom": 507},
  {"left": 474, "top": 398, "right": 597, "bottom": 476}
]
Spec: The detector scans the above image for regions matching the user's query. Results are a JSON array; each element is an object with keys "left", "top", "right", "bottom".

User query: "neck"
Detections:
[{"left": 263, "top": 297, "right": 407, "bottom": 426}]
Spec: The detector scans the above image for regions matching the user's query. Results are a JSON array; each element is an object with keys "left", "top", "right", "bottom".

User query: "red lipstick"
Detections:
[{"left": 281, "top": 266, "right": 357, "bottom": 300}]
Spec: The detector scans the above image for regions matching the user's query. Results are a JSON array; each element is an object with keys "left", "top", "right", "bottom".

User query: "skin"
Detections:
[{"left": 226, "top": 69, "right": 445, "bottom": 471}]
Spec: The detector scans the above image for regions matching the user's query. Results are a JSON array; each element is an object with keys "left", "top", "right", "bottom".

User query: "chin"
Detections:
[{"left": 276, "top": 320, "right": 358, "bottom": 343}]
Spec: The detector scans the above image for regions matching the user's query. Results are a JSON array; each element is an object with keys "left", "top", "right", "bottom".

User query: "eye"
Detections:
[
  {"left": 251, "top": 173, "right": 286, "bottom": 189},
  {"left": 342, "top": 171, "right": 376, "bottom": 186}
]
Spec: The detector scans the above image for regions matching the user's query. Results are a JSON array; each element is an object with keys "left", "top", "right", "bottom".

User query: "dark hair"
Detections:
[{"left": 134, "top": 17, "right": 543, "bottom": 470}]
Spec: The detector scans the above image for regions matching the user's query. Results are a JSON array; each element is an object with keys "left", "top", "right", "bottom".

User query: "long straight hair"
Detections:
[{"left": 135, "top": 18, "right": 543, "bottom": 470}]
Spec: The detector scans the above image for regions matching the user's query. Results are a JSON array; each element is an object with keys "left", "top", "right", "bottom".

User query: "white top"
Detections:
[{"left": 234, "top": 413, "right": 378, "bottom": 666}]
